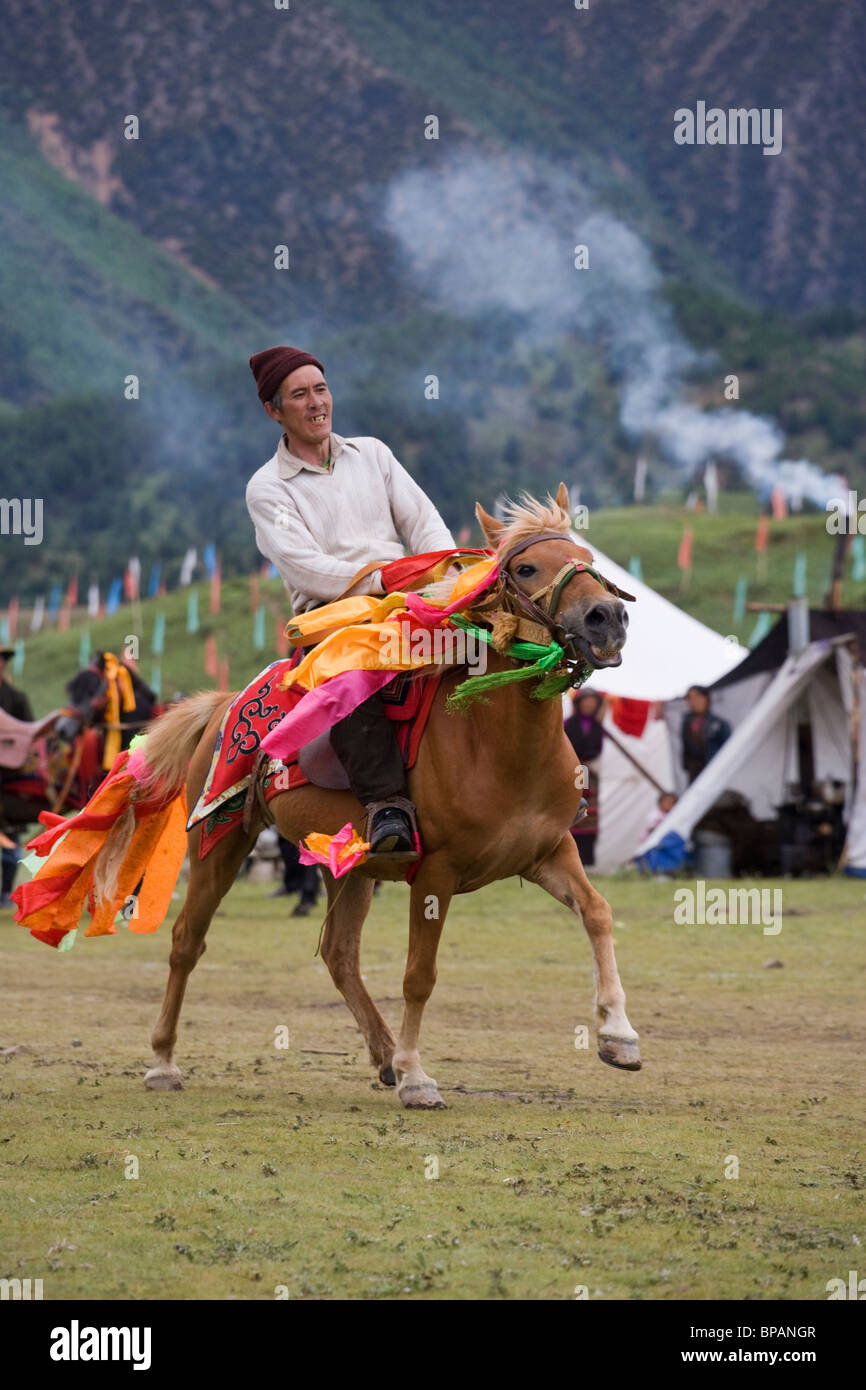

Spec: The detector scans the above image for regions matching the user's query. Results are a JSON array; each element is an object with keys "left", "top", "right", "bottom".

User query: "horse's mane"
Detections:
[
  {"left": 494, "top": 491, "right": 571, "bottom": 553},
  {"left": 421, "top": 490, "right": 572, "bottom": 607}
]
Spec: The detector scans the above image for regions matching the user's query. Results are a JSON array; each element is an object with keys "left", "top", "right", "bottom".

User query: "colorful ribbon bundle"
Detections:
[
  {"left": 100, "top": 652, "right": 137, "bottom": 768},
  {"left": 13, "top": 735, "right": 187, "bottom": 949}
]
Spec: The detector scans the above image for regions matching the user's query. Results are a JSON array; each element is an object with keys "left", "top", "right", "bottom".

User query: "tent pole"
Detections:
[{"left": 602, "top": 724, "right": 669, "bottom": 796}]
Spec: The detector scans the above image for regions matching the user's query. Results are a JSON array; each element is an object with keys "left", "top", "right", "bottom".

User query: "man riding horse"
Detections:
[{"left": 245, "top": 345, "right": 456, "bottom": 858}]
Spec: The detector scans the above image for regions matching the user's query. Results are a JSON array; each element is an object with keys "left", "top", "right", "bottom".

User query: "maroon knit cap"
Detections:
[{"left": 249, "top": 345, "right": 324, "bottom": 404}]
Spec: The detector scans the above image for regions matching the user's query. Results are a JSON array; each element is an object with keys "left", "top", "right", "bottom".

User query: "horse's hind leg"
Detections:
[
  {"left": 320, "top": 869, "right": 397, "bottom": 1084},
  {"left": 144, "top": 825, "right": 255, "bottom": 1091},
  {"left": 528, "top": 834, "right": 641, "bottom": 1071}
]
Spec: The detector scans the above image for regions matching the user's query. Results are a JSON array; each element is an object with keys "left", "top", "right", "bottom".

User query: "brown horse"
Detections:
[{"left": 138, "top": 484, "right": 641, "bottom": 1107}]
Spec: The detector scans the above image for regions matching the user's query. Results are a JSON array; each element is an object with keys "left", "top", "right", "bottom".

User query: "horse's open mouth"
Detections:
[{"left": 570, "top": 634, "right": 624, "bottom": 670}]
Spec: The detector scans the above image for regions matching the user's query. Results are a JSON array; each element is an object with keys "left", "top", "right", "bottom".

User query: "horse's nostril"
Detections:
[{"left": 585, "top": 607, "right": 607, "bottom": 627}]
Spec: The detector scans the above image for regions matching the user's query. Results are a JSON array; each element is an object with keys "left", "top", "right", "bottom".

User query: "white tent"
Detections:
[
  {"left": 593, "top": 714, "right": 674, "bottom": 873},
  {"left": 569, "top": 537, "right": 747, "bottom": 870},
  {"left": 844, "top": 700, "right": 866, "bottom": 878},
  {"left": 636, "top": 637, "right": 859, "bottom": 873}
]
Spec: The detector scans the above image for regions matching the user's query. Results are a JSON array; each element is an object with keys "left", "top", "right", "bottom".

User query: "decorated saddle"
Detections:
[{"left": 188, "top": 660, "right": 443, "bottom": 860}]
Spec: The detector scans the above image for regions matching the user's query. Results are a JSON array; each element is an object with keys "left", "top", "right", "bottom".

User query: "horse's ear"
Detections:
[
  {"left": 554, "top": 481, "right": 570, "bottom": 515},
  {"left": 475, "top": 501, "right": 504, "bottom": 548}
]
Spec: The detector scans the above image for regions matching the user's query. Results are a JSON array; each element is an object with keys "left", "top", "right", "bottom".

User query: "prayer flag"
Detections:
[
  {"left": 187, "top": 591, "right": 200, "bottom": 634},
  {"left": 733, "top": 576, "right": 748, "bottom": 623},
  {"left": 677, "top": 526, "right": 693, "bottom": 571},
  {"left": 209, "top": 559, "right": 221, "bottom": 615}
]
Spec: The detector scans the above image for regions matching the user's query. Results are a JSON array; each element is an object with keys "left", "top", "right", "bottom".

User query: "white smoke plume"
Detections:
[{"left": 383, "top": 152, "right": 842, "bottom": 507}]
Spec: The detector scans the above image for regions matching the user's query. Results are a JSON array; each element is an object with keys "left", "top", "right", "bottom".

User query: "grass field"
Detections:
[{"left": 1, "top": 872, "right": 863, "bottom": 1301}]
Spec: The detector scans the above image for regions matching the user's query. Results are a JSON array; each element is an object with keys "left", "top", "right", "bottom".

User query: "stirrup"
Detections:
[{"left": 363, "top": 796, "right": 420, "bottom": 861}]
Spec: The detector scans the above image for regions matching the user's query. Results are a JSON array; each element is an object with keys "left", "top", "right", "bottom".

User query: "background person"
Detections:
[
  {"left": 0, "top": 645, "right": 32, "bottom": 722},
  {"left": 0, "top": 646, "right": 33, "bottom": 907},
  {"left": 272, "top": 834, "right": 322, "bottom": 918},
  {"left": 564, "top": 689, "right": 607, "bottom": 867},
  {"left": 681, "top": 684, "right": 731, "bottom": 784}
]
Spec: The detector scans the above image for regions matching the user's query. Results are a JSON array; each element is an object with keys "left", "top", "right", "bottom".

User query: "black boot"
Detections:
[{"left": 369, "top": 805, "right": 415, "bottom": 853}]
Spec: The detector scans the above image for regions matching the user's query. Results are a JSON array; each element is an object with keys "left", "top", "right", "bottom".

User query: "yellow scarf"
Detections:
[{"left": 101, "top": 653, "right": 136, "bottom": 768}]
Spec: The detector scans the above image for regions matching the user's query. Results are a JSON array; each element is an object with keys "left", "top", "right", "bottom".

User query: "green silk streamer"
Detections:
[{"left": 446, "top": 614, "right": 587, "bottom": 711}]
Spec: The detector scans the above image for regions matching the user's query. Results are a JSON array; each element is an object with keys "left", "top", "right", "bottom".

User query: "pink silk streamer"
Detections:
[
  {"left": 404, "top": 560, "right": 501, "bottom": 627},
  {"left": 260, "top": 666, "right": 395, "bottom": 764}
]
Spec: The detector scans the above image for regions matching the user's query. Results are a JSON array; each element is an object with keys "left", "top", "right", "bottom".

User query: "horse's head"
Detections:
[{"left": 475, "top": 482, "right": 633, "bottom": 673}]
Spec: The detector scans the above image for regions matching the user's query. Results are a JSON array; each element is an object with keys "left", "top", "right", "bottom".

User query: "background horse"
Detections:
[
  {"left": 0, "top": 717, "right": 96, "bottom": 831},
  {"left": 135, "top": 484, "right": 642, "bottom": 1108}
]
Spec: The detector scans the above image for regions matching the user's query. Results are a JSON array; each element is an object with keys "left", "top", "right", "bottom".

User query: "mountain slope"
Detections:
[
  {"left": 3, "top": 0, "right": 863, "bottom": 325},
  {"left": 0, "top": 119, "right": 267, "bottom": 410}
]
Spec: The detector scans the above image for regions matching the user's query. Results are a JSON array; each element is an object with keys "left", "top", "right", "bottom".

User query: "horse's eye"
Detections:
[{"left": 516, "top": 564, "right": 536, "bottom": 578}]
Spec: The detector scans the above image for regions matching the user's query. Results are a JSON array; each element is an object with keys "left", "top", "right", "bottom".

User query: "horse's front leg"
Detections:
[
  {"left": 393, "top": 856, "right": 455, "bottom": 1109},
  {"left": 528, "top": 834, "right": 641, "bottom": 1071}
]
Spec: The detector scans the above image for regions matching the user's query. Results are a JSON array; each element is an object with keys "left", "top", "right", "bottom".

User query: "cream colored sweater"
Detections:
[{"left": 246, "top": 432, "right": 455, "bottom": 614}]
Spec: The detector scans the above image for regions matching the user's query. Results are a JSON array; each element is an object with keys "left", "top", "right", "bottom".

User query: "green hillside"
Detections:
[
  {"left": 0, "top": 118, "right": 267, "bottom": 409},
  {"left": 1, "top": 1, "right": 864, "bottom": 606},
  {"left": 10, "top": 503, "right": 864, "bottom": 718}
]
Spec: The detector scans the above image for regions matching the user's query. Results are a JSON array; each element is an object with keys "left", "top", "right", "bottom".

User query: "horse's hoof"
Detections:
[
  {"left": 598, "top": 1036, "right": 642, "bottom": 1071},
  {"left": 144, "top": 1067, "right": 184, "bottom": 1091},
  {"left": 379, "top": 1065, "right": 396, "bottom": 1087},
  {"left": 399, "top": 1082, "right": 447, "bottom": 1110}
]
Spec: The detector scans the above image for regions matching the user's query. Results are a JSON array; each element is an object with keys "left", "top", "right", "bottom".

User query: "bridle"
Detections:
[{"left": 473, "top": 530, "right": 635, "bottom": 681}]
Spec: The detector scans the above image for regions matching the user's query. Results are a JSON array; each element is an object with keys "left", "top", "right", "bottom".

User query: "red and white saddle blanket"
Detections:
[{"left": 188, "top": 659, "right": 441, "bottom": 860}]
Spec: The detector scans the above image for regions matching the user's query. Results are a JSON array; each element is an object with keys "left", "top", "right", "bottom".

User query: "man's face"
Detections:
[
  {"left": 266, "top": 365, "right": 332, "bottom": 446},
  {"left": 687, "top": 689, "right": 708, "bottom": 714}
]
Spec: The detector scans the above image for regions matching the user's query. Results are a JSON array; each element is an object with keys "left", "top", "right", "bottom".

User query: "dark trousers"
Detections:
[
  {"left": 278, "top": 835, "right": 320, "bottom": 903},
  {"left": 2, "top": 839, "right": 19, "bottom": 897},
  {"left": 329, "top": 691, "right": 408, "bottom": 805}
]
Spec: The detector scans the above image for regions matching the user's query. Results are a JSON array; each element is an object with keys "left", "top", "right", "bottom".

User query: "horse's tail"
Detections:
[{"left": 136, "top": 690, "right": 234, "bottom": 800}]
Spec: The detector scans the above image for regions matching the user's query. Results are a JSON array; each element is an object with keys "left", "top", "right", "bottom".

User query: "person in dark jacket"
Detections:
[
  {"left": 0, "top": 646, "right": 33, "bottom": 722},
  {"left": 0, "top": 646, "right": 33, "bottom": 906},
  {"left": 681, "top": 685, "right": 731, "bottom": 783},
  {"left": 564, "top": 689, "right": 606, "bottom": 867}
]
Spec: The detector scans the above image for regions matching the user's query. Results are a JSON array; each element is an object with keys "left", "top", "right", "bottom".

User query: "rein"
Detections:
[
  {"left": 501, "top": 530, "right": 634, "bottom": 617},
  {"left": 460, "top": 531, "right": 634, "bottom": 695}
]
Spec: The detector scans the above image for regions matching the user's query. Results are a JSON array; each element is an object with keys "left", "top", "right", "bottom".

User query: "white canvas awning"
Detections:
[
  {"left": 844, "top": 685, "right": 866, "bottom": 877},
  {"left": 637, "top": 639, "right": 855, "bottom": 870}
]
